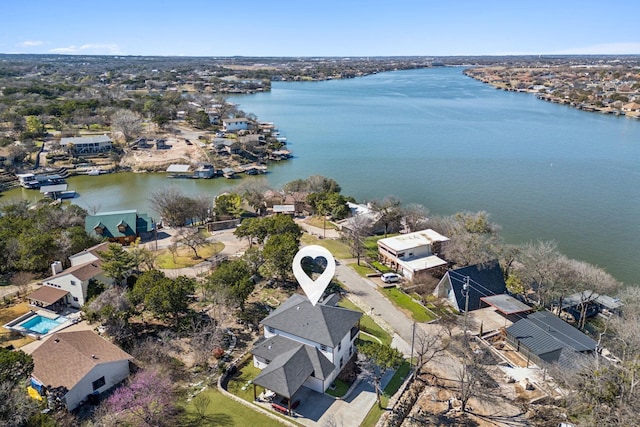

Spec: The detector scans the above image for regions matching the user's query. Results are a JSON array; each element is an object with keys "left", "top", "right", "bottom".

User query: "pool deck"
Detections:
[
  {"left": 20, "top": 319, "right": 94, "bottom": 355},
  {"left": 3, "top": 306, "right": 84, "bottom": 350}
]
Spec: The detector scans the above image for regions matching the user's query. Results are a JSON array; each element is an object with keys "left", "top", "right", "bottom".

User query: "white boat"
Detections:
[{"left": 87, "top": 169, "right": 101, "bottom": 176}]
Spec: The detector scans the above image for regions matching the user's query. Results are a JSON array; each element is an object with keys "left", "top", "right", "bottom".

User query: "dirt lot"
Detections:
[{"left": 121, "top": 132, "right": 210, "bottom": 172}]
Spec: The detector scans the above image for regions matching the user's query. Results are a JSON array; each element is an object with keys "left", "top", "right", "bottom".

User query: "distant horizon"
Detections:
[
  {"left": 2, "top": 52, "right": 639, "bottom": 59},
  {"left": 1, "top": 1, "right": 638, "bottom": 57}
]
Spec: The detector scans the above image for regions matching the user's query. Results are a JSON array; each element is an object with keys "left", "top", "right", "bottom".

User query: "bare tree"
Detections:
[
  {"left": 191, "top": 194, "right": 212, "bottom": 225},
  {"left": 413, "top": 327, "right": 450, "bottom": 376},
  {"left": 149, "top": 186, "right": 193, "bottom": 227},
  {"left": 168, "top": 243, "right": 179, "bottom": 263},
  {"left": 174, "top": 228, "right": 207, "bottom": 259},
  {"left": 371, "top": 196, "right": 403, "bottom": 237},
  {"left": 402, "top": 203, "right": 429, "bottom": 233},
  {"left": 111, "top": 109, "right": 143, "bottom": 142},
  {"left": 343, "top": 213, "right": 373, "bottom": 265},
  {"left": 435, "top": 211, "right": 502, "bottom": 267},
  {"left": 516, "top": 240, "right": 562, "bottom": 307},
  {"left": 188, "top": 316, "right": 222, "bottom": 368},
  {"left": 236, "top": 178, "right": 270, "bottom": 215},
  {"left": 192, "top": 393, "right": 211, "bottom": 421}
]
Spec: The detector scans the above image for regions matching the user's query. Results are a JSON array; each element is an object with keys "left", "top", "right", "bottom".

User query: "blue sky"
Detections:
[{"left": 2, "top": 0, "right": 639, "bottom": 57}]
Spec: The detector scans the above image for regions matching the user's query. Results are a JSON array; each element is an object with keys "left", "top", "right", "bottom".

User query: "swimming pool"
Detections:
[{"left": 18, "top": 314, "right": 68, "bottom": 335}]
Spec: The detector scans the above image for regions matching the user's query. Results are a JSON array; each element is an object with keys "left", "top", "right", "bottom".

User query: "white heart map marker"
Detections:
[{"left": 292, "top": 245, "right": 336, "bottom": 306}]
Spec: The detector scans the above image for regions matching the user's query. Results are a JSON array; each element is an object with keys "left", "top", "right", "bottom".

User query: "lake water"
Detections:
[{"left": 3, "top": 68, "right": 639, "bottom": 284}]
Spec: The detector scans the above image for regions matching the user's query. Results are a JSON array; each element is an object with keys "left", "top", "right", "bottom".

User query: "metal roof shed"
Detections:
[{"left": 481, "top": 294, "right": 532, "bottom": 315}]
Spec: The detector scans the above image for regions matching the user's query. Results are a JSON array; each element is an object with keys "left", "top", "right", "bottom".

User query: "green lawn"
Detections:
[
  {"left": 360, "top": 361, "right": 411, "bottom": 427},
  {"left": 338, "top": 298, "right": 392, "bottom": 346},
  {"left": 182, "top": 387, "right": 282, "bottom": 427},
  {"left": 301, "top": 234, "right": 352, "bottom": 259},
  {"left": 381, "top": 287, "right": 436, "bottom": 323},
  {"left": 305, "top": 216, "right": 339, "bottom": 230},
  {"left": 349, "top": 262, "right": 377, "bottom": 277},
  {"left": 325, "top": 378, "right": 350, "bottom": 398},
  {"left": 363, "top": 235, "right": 396, "bottom": 258},
  {"left": 369, "top": 261, "right": 392, "bottom": 273},
  {"left": 226, "top": 361, "right": 263, "bottom": 402}
]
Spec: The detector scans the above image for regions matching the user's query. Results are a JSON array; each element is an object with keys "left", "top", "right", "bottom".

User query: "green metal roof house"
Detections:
[{"left": 85, "top": 210, "right": 153, "bottom": 244}]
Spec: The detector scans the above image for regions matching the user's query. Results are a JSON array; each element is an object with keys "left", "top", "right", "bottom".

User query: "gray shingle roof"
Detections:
[
  {"left": 261, "top": 294, "right": 361, "bottom": 347},
  {"left": 252, "top": 341, "right": 335, "bottom": 398},
  {"left": 506, "top": 310, "right": 597, "bottom": 359}
]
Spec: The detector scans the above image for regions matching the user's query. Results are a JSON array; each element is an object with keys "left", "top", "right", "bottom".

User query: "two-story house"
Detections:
[
  {"left": 377, "top": 229, "right": 449, "bottom": 281},
  {"left": 222, "top": 117, "right": 249, "bottom": 132},
  {"left": 60, "top": 135, "right": 112, "bottom": 155},
  {"left": 251, "top": 294, "right": 361, "bottom": 404},
  {"left": 28, "top": 243, "right": 113, "bottom": 309},
  {"left": 85, "top": 210, "right": 153, "bottom": 244}
]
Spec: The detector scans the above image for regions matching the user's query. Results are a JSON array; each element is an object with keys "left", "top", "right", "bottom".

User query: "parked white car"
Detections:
[{"left": 381, "top": 273, "right": 401, "bottom": 283}]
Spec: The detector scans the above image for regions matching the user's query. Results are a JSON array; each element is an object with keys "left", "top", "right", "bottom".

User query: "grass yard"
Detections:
[
  {"left": 363, "top": 234, "right": 397, "bottom": 258},
  {"left": 381, "top": 287, "right": 436, "bottom": 323},
  {"left": 226, "top": 360, "right": 263, "bottom": 402},
  {"left": 182, "top": 387, "right": 283, "bottom": 427},
  {"left": 349, "top": 262, "right": 377, "bottom": 277},
  {"left": 369, "top": 261, "right": 392, "bottom": 273},
  {"left": 301, "top": 234, "right": 352, "bottom": 260},
  {"left": 325, "top": 378, "right": 350, "bottom": 398},
  {"left": 0, "top": 302, "right": 35, "bottom": 349},
  {"left": 155, "top": 242, "right": 224, "bottom": 269},
  {"left": 338, "top": 298, "right": 392, "bottom": 346},
  {"left": 360, "top": 361, "right": 411, "bottom": 427},
  {"left": 304, "top": 216, "right": 339, "bottom": 230}
]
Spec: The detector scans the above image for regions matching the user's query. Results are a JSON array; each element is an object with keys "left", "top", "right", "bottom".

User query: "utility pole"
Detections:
[
  {"left": 463, "top": 276, "right": 470, "bottom": 340},
  {"left": 409, "top": 321, "right": 416, "bottom": 380}
]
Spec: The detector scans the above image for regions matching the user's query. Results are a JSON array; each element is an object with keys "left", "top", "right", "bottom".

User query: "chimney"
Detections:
[
  {"left": 51, "top": 261, "right": 63, "bottom": 275},
  {"left": 92, "top": 355, "right": 97, "bottom": 359}
]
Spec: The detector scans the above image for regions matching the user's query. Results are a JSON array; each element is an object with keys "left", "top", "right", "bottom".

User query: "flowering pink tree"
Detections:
[{"left": 104, "top": 368, "right": 175, "bottom": 426}]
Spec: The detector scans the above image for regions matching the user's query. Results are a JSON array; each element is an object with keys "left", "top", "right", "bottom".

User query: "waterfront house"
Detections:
[
  {"left": 559, "top": 290, "right": 624, "bottom": 321},
  {"left": 251, "top": 294, "right": 361, "bottom": 409},
  {"left": 433, "top": 260, "right": 508, "bottom": 313},
  {"left": 60, "top": 135, "right": 112, "bottom": 155},
  {"left": 222, "top": 117, "right": 249, "bottom": 132},
  {"left": 30, "top": 330, "right": 132, "bottom": 411},
  {"left": 377, "top": 229, "right": 449, "bottom": 281},
  {"left": 85, "top": 210, "right": 153, "bottom": 244},
  {"left": 622, "top": 102, "right": 640, "bottom": 113},
  {"left": 30, "top": 243, "right": 113, "bottom": 309},
  {"left": 194, "top": 163, "right": 215, "bottom": 178},
  {"left": 505, "top": 310, "right": 598, "bottom": 368}
]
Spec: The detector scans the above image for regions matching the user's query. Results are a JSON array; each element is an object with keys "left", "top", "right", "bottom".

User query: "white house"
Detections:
[
  {"left": 60, "top": 135, "right": 112, "bottom": 155},
  {"left": 251, "top": 294, "right": 361, "bottom": 400},
  {"left": 377, "top": 229, "right": 449, "bottom": 281},
  {"left": 30, "top": 330, "right": 132, "bottom": 411},
  {"left": 29, "top": 243, "right": 112, "bottom": 309},
  {"left": 221, "top": 117, "right": 249, "bottom": 132}
]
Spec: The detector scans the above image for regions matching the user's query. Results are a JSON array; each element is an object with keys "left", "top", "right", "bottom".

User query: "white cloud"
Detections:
[
  {"left": 553, "top": 43, "right": 640, "bottom": 55},
  {"left": 49, "top": 43, "right": 123, "bottom": 55},
  {"left": 18, "top": 40, "right": 45, "bottom": 47}
]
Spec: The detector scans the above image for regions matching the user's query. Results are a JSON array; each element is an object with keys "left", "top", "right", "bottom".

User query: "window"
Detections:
[
  {"left": 70, "top": 280, "right": 77, "bottom": 286},
  {"left": 340, "top": 357, "right": 344, "bottom": 367},
  {"left": 320, "top": 344, "right": 327, "bottom": 352},
  {"left": 338, "top": 342, "right": 341, "bottom": 351},
  {"left": 92, "top": 376, "right": 106, "bottom": 391},
  {"left": 73, "top": 297, "right": 79, "bottom": 302},
  {"left": 266, "top": 326, "right": 275, "bottom": 334}
]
